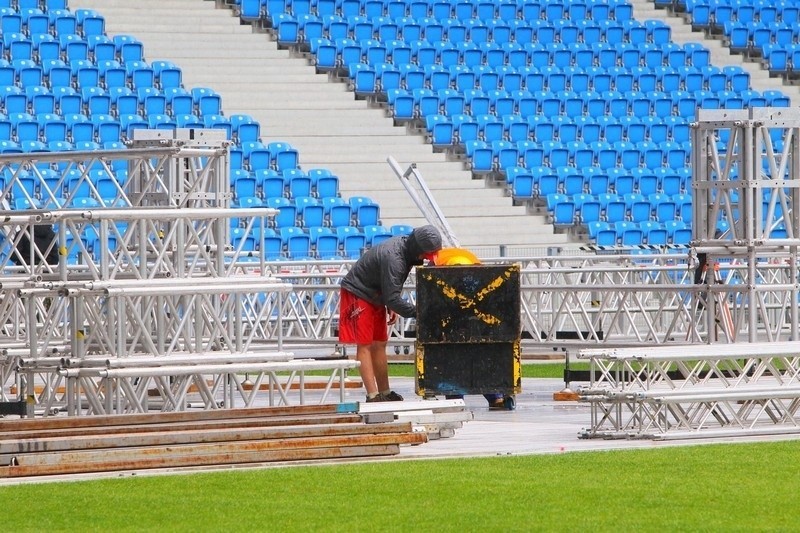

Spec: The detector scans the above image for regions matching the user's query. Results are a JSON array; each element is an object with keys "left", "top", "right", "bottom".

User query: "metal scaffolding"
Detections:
[
  {"left": 0, "top": 130, "right": 359, "bottom": 417},
  {"left": 4, "top": 111, "right": 800, "bottom": 431},
  {"left": 578, "top": 108, "right": 800, "bottom": 439}
]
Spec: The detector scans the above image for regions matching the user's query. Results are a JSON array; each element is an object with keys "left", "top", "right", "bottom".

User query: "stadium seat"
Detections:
[
  {"left": 324, "top": 197, "right": 353, "bottom": 228},
  {"left": 310, "top": 226, "right": 340, "bottom": 259},
  {"left": 308, "top": 168, "right": 339, "bottom": 198},
  {"left": 296, "top": 196, "right": 324, "bottom": 228},
  {"left": 337, "top": 226, "right": 366, "bottom": 259},
  {"left": 280, "top": 226, "right": 312, "bottom": 259}
]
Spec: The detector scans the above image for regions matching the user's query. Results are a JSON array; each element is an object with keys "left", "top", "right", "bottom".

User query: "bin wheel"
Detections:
[
  {"left": 403, "top": 345, "right": 410, "bottom": 355},
  {"left": 394, "top": 346, "right": 400, "bottom": 355},
  {"left": 503, "top": 395, "right": 516, "bottom": 411}
]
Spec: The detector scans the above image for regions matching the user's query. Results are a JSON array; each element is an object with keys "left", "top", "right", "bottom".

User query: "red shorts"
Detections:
[{"left": 338, "top": 289, "right": 388, "bottom": 345}]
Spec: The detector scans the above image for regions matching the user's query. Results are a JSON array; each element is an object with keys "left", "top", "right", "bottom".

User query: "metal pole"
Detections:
[{"left": 387, "top": 156, "right": 460, "bottom": 248}]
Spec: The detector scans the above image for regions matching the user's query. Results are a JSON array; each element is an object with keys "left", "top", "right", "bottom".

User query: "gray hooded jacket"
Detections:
[{"left": 340, "top": 225, "right": 442, "bottom": 318}]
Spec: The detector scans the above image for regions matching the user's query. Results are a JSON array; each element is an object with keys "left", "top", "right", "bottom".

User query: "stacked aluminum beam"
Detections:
[{"left": 0, "top": 130, "right": 350, "bottom": 416}]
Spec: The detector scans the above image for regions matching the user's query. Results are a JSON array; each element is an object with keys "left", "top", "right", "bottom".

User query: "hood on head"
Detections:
[{"left": 408, "top": 225, "right": 442, "bottom": 257}]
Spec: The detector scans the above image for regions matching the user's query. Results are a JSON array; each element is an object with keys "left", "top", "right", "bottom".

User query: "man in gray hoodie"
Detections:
[{"left": 339, "top": 225, "right": 442, "bottom": 402}]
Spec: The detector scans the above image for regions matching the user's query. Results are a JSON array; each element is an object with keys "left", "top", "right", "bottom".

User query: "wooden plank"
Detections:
[
  {"left": 0, "top": 444, "right": 404, "bottom": 478},
  {"left": 1, "top": 422, "right": 418, "bottom": 455},
  {"left": 8, "top": 432, "right": 426, "bottom": 471}
]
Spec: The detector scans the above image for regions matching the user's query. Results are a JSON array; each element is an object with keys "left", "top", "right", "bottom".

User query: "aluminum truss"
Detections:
[
  {"left": 577, "top": 342, "right": 800, "bottom": 439},
  {"left": 0, "top": 130, "right": 355, "bottom": 416},
  {"left": 577, "top": 109, "right": 800, "bottom": 439}
]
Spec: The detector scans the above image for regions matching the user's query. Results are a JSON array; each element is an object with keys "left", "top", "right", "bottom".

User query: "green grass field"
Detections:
[{"left": 3, "top": 440, "right": 799, "bottom": 531}]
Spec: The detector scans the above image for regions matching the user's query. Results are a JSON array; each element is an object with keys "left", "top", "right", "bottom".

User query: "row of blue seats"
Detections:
[
  {"left": 431, "top": 116, "right": 688, "bottom": 149},
  {"left": 287, "top": 15, "right": 670, "bottom": 50},
  {"left": 0, "top": 138, "right": 116, "bottom": 153},
  {"left": 2, "top": 58, "right": 180, "bottom": 91},
  {"left": 231, "top": 140, "right": 300, "bottom": 173},
  {"left": 0, "top": 85, "right": 223, "bottom": 124},
  {"left": 0, "top": 7, "right": 103, "bottom": 39},
  {"left": 234, "top": 195, "right": 380, "bottom": 229},
  {"left": 547, "top": 191, "right": 693, "bottom": 228},
  {"left": 726, "top": 21, "right": 800, "bottom": 56},
  {"left": 380, "top": 66, "right": 756, "bottom": 105},
  {"left": 509, "top": 165, "right": 691, "bottom": 198},
  {"left": 0, "top": 111, "right": 255, "bottom": 146},
  {"left": 352, "top": 62, "right": 748, "bottom": 100},
  {"left": 292, "top": 13, "right": 667, "bottom": 49},
  {"left": 1, "top": 81, "right": 196, "bottom": 115},
  {"left": 2, "top": 162, "right": 341, "bottom": 208},
  {"left": 232, "top": 224, "right": 394, "bottom": 260},
  {"left": 244, "top": 0, "right": 634, "bottom": 24},
  {"left": 0, "top": 1, "right": 68, "bottom": 10},
  {"left": 468, "top": 138, "right": 693, "bottom": 175},
  {"left": 0, "top": 33, "right": 146, "bottom": 64},
  {"left": 390, "top": 86, "right": 782, "bottom": 125},
  {"left": 428, "top": 112, "right": 693, "bottom": 146},
  {"left": 588, "top": 220, "right": 692, "bottom": 246},
  {"left": 686, "top": 0, "right": 800, "bottom": 28},
  {"left": 322, "top": 39, "right": 705, "bottom": 74},
  {"left": 3, "top": 32, "right": 111, "bottom": 62},
  {"left": 511, "top": 160, "right": 788, "bottom": 206},
  {"left": 231, "top": 167, "right": 340, "bottom": 200},
  {"left": 35, "top": 222, "right": 387, "bottom": 263}
]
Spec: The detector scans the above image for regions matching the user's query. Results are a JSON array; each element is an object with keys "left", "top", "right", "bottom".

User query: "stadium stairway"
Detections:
[
  {"left": 629, "top": 0, "right": 799, "bottom": 103},
  {"left": 70, "top": 0, "right": 572, "bottom": 249}
]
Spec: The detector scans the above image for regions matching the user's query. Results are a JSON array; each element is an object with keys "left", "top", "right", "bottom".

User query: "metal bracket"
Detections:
[{"left": 387, "top": 156, "right": 460, "bottom": 248}]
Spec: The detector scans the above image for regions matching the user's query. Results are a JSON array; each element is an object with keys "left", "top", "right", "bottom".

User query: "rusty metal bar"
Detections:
[
  {"left": 0, "top": 444, "right": 407, "bottom": 478},
  {"left": 4, "top": 432, "right": 426, "bottom": 477},
  {"left": 1, "top": 422, "right": 418, "bottom": 456}
]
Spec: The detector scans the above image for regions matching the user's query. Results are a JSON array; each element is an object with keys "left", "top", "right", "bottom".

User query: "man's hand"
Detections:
[{"left": 387, "top": 310, "right": 398, "bottom": 325}]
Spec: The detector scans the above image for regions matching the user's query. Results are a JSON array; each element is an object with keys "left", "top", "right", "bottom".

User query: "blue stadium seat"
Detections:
[
  {"left": 307, "top": 168, "right": 339, "bottom": 198},
  {"left": 204, "top": 114, "right": 232, "bottom": 139},
  {"left": 295, "top": 196, "right": 324, "bottom": 227},
  {"left": 363, "top": 224, "right": 392, "bottom": 247},
  {"left": 266, "top": 196, "right": 298, "bottom": 228},
  {"left": 280, "top": 226, "right": 312, "bottom": 259},
  {"left": 252, "top": 227, "right": 281, "bottom": 259},
  {"left": 337, "top": 226, "right": 366, "bottom": 259},
  {"left": 93, "top": 114, "right": 122, "bottom": 143},
  {"left": 426, "top": 114, "right": 455, "bottom": 149},
  {"left": 255, "top": 168, "right": 284, "bottom": 199},
  {"left": 324, "top": 197, "right": 353, "bottom": 228},
  {"left": 310, "top": 226, "right": 340, "bottom": 259},
  {"left": 282, "top": 168, "right": 311, "bottom": 198},
  {"left": 109, "top": 86, "right": 139, "bottom": 116}
]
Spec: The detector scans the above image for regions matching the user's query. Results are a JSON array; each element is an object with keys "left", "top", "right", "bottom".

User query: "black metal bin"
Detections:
[{"left": 414, "top": 263, "right": 522, "bottom": 402}]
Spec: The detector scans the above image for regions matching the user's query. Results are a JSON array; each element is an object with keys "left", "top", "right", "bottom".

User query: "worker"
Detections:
[{"left": 339, "top": 225, "right": 443, "bottom": 402}]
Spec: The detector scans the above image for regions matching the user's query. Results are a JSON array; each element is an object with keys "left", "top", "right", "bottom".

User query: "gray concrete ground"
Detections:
[{"left": 381, "top": 377, "right": 800, "bottom": 460}]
